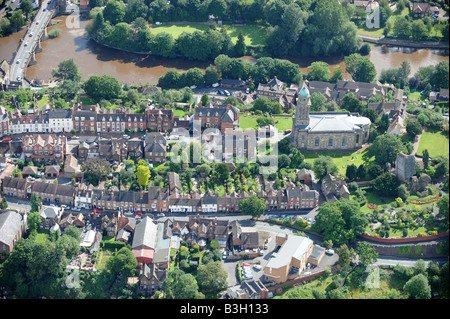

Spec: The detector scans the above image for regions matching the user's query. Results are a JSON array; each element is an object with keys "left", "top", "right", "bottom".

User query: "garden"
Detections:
[{"left": 417, "top": 129, "right": 449, "bottom": 158}]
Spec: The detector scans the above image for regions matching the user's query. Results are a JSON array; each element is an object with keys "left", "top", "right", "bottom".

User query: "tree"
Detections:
[
  {"left": 102, "top": 0, "right": 125, "bottom": 25},
  {"left": 84, "top": 75, "right": 122, "bottom": 100},
  {"left": 393, "top": 16, "right": 411, "bottom": 39},
  {"left": 336, "top": 244, "right": 355, "bottom": 268},
  {"left": 307, "top": 61, "right": 330, "bottom": 82},
  {"left": 30, "top": 192, "right": 41, "bottom": 213},
  {"left": 422, "top": 149, "right": 429, "bottom": 170},
  {"left": 0, "top": 198, "right": 7, "bottom": 209},
  {"left": 200, "top": 93, "right": 209, "bottom": 106},
  {"left": 239, "top": 195, "right": 266, "bottom": 219},
  {"left": 163, "top": 269, "right": 204, "bottom": 299},
  {"left": 310, "top": 92, "right": 327, "bottom": 111},
  {"left": 27, "top": 211, "right": 41, "bottom": 234},
  {"left": 346, "top": 164, "right": 358, "bottom": 181},
  {"left": 406, "top": 118, "right": 423, "bottom": 137},
  {"left": 356, "top": 164, "right": 367, "bottom": 180},
  {"left": 20, "top": 0, "right": 33, "bottom": 19},
  {"left": 437, "top": 195, "right": 449, "bottom": 231},
  {"left": 430, "top": 61, "right": 449, "bottom": 90},
  {"left": 301, "top": 0, "right": 360, "bottom": 57},
  {"left": 196, "top": 261, "right": 228, "bottom": 292},
  {"left": 52, "top": 59, "right": 81, "bottom": 82},
  {"left": 136, "top": 164, "right": 150, "bottom": 188},
  {"left": 355, "top": 242, "right": 378, "bottom": 267},
  {"left": 204, "top": 65, "right": 219, "bottom": 85},
  {"left": 313, "top": 156, "right": 338, "bottom": 180},
  {"left": 371, "top": 172, "right": 401, "bottom": 197},
  {"left": 344, "top": 53, "right": 377, "bottom": 83},
  {"left": 411, "top": 19, "right": 428, "bottom": 41},
  {"left": 9, "top": 9, "right": 25, "bottom": 30},
  {"left": 369, "top": 134, "right": 406, "bottom": 165},
  {"left": 106, "top": 247, "right": 137, "bottom": 277},
  {"left": 403, "top": 274, "right": 431, "bottom": 299},
  {"left": 82, "top": 158, "right": 111, "bottom": 186},
  {"left": 213, "top": 163, "right": 230, "bottom": 185},
  {"left": 234, "top": 32, "right": 246, "bottom": 56}
]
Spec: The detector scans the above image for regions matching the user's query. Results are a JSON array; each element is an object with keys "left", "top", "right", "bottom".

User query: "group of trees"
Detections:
[
  {"left": 392, "top": 15, "right": 449, "bottom": 41},
  {"left": 157, "top": 54, "right": 302, "bottom": 89},
  {"left": 87, "top": 0, "right": 364, "bottom": 60},
  {"left": 0, "top": 0, "right": 34, "bottom": 37}
]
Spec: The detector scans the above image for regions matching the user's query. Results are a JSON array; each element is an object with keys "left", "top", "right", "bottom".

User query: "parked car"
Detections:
[
  {"left": 222, "top": 251, "right": 227, "bottom": 260},
  {"left": 2, "top": 137, "right": 11, "bottom": 142},
  {"left": 224, "top": 90, "right": 231, "bottom": 96},
  {"left": 156, "top": 212, "right": 165, "bottom": 217},
  {"left": 325, "top": 249, "right": 335, "bottom": 255},
  {"left": 253, "top": 264, "right": 262, "bottom": 270}
]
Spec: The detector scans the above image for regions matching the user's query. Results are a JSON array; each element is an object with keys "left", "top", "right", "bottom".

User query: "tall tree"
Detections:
[
  {"left": 344, "top": 53, "right": 377, "bottom": 83},
  {"left": 51, "top": 59, "right": 81, "bottom": 82},
  {"left": 239, "top": 195, "right": 266, "bottom": 219}
]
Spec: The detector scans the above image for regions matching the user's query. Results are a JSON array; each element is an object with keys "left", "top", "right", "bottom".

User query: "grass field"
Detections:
[
  {"left": 303, "top": 147, "right": 375, "bottom": 177},
  {"left": 239, "top": 115, "right": 293, "bottom": 132},
  {"left": 417, "top": 129, "right": 449, "bottom": 158},
  {"left": 150, "top": 23, "right": 267, "bottom": 46}
]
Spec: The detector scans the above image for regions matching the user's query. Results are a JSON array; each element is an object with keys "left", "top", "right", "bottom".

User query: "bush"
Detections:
[{"left": 48, "top": 28, "right": 61, "bottom": 39}]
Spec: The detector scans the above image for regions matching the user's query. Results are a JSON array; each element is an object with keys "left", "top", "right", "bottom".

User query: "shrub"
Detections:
[{"left": 48, "top": 28, "right": 61, "bottom": 39}]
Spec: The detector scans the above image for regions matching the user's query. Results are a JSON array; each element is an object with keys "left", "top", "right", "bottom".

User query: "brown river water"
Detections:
[{"left": 1, "top": 15, "right": 448, "bottom": 85}]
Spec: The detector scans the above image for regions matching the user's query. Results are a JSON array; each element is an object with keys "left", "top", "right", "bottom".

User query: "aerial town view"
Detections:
[{"left": 0, "top": 0, "right": 448, "bottom": 310}]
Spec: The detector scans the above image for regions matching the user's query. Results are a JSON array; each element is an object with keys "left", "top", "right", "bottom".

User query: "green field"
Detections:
[
  {"left": 417, "top": 129, "right": 449, "bottom": 158},
  {"left": 303, "top": 147, "right": 375, "bottom": 177},
  {"left": 149, "top": 23, "right": 267, "bottom": 46},
  {"left": 239, "top": 115, "right": 293, "bottom": 132}
]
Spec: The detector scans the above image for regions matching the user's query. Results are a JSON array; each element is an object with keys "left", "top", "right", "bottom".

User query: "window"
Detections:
[
  {"left": 328, "top": 137, "right": 333, "bottom": 147},
  {"left": 356, "top": 134, "right": 360, "bottom": 144},
  {"left": 342, "top": 136, "right": 347, "bottom": 147},
  {"left": 315, "top": 137, "right": 320, "bottom": 147}
]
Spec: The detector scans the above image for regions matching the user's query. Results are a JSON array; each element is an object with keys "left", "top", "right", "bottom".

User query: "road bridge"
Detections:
[{"left": 6, "top": 0, "right": 56, "bottom": 90}]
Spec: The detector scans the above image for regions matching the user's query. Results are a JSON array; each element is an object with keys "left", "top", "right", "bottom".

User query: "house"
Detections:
[
  {"left": 194, "top": 103, "right": 239, "bottom": 134},
  {"left": 321, "top": 171, "right": 350, "bottom": 203},
  {"left": 145, "top": 138, "right": 166, "bottom": 163},
  {"left": 411, "top": 2, "right": 432, "bottom": 18},
  {"left": 48, "top": 109, "right": 73, "bottom": 133},
  {"left": 220, "top": 79, "right": 249, "bottom": 89},
  {"left": 22, "top": 134, "right": 67, "bottom": 163},
  {"left": 39, "top": 205, "right": 63, "bottom": 230},
  {"left": 1, "top": 176, "right": 29, "bottom": 198},
  {"left": 63, "top": 154, "right": 82, "bottom": 179},
  {"left": 297, "top": 168, "right": 316, "bottom": 185},
  {"left": 263, "top": 234, "right": 314, "bottom": 284},
  {"left": 138, "top": 263, "right": 167, "bottom": 294},
  {"left": 45, "top": 165, "right": 60, "bottom": 178},
  {"left": 229, "top": 220, "right": 261, "bottom": 250},
  {"left": 127, "top": 138, "right": 144, "bottom": 161},
  {"left": 0, "top": 210, "right": 27, "bottom": 256},
  {"left": 227, "top": 280, "right": 269, "bottom": 299},
  {"left": 132, "top": 216, "right": 158, "bottom": 266},
  {"left": 59, "top": 212, "right": 85, "bottom": 229},
  {"left": 354, "top": 0, "right": 379, "bottom": 12},
  {"left": 167, "top": 172, "right": 181, "bottom": 196},
  {"left": 145, "top": 108, "right": 175, "bottom": 132},
  {"left": 22, "top": 166, "right": 38, "bottom": 177},
  {"left": 256, "top": 77, "right": 285, "bottom": 99}
]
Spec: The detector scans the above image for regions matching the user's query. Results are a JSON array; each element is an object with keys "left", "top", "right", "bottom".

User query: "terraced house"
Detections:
[{"left": 22, "top": 133, "right": 67, "bottom": 163}]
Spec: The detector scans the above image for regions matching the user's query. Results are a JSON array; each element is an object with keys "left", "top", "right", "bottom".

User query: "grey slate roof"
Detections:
[
  {"left": 0, "top": 210, "right": 23, "bottom": 246},
  {"left": 132, "top": 216, "right": 158, "bottom": 250}
]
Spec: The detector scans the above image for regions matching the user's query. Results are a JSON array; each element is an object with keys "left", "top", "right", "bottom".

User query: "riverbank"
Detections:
[{"left": 359, "top": 34, "right": 450, "bottom": 49}]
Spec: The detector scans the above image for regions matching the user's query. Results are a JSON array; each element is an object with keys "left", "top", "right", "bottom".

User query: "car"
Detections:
[
  {"left": 307, "top": 218, "right": 312, "bottom": 223},
  {"left": 157, "top": 212, "right": 165, "bottom": 217},
  {"left": 135, "top": 211, "right": 143, "bottom": 216},
  {"left": 155, "top": 21, "right": 162, "bottom": 25},
  {"left": 16, "top": 59, "right": 20, "bottom": 64},
  {"left": 2, "top": 137, "right": 11, "bottom": 142},
  {"left": 24, "top": 42, "right": 28, "bottom": 47},
  {"left": 240, "top": 263, "right": 250, "bottom": 267},
  {"left": 224, "top": 90, "right": 231, "bottom": 96},
  {"left": 325, "top": 249, "right": 335, "bottom": 255},
  {"left": 29, "top": 33, "right": 33, "bottom": 37},
  {"left": 73, "top": 207, "right": 81, "bottom": 212},
  {"left": 303, "top": 271, "right": 312, "bottom": 276},
  {"left": 245, "top": 87, "right": 250, "bottom": 93},
  {"left": 222, "top": 251, "right": 227, "bottom": 260},
  {"left": 36, "top": 20, "right": 39, "bottom": 25},
  {"left": 253, "top": 264, "right": 262, "bottom": 270}
]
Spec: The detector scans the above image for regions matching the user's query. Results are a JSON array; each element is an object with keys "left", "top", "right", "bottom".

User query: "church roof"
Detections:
[{"left": 298, "top": 112, "right": 370, "bottom": 133}]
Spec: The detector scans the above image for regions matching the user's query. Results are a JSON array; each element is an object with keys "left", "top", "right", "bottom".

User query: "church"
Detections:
[{"left": 291, "top": 86, "right": 371, "bottom": 151}]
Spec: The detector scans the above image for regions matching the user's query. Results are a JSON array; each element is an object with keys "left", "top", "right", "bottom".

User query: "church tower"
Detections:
[
  {"left": 295, "top": 86, "right": 311, "bottom": 126},
  {"left": 292, "top": 86, "right": 311, "bottom": 150}
]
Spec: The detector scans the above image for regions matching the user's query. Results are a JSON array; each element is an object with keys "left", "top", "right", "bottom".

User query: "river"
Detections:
[{"left": 0, "top": 15, "right": 448, "bottom": 85}]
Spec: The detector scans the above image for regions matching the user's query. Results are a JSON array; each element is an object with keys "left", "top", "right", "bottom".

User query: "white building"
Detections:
[{"left": 49, "top": 109, "right": 73, "bottom": 133}]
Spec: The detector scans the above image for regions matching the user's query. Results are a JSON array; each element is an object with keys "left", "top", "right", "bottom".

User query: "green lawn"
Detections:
[
  {"left": 303, "top": 147, "right": 375, "bottom": 177},
  {"left": 239, "top": 115, "right": 292, "bottom": 132},
  {"left": 173, "top": 108, "right": 186, "bottom": 118},
  {"left": 149, "top": 23, "right": 266, "bottom": 46},
  {"left": 417, "top": 129, "right": 449, "bottom": 158}
]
